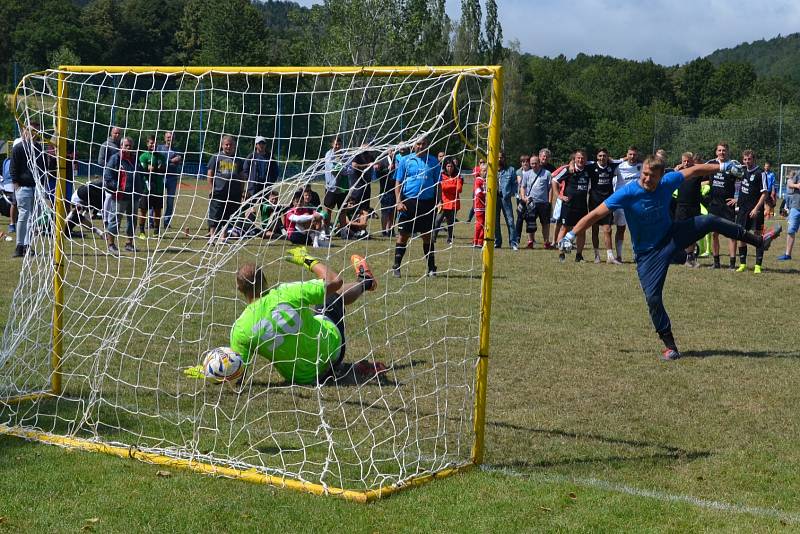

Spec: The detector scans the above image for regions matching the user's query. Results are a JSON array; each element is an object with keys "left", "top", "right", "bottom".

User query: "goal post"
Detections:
[{"left": 1, "top": 65, "right": 502, "bottom": 501}]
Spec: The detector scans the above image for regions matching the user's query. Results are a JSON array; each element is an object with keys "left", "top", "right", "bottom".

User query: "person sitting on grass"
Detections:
[
  {"left": 338, "top": 198, "right": 370, "bottom": 240},
  {"left": 559, "top": 155, "right": 781, "bottom": 361},
  {"left": 240, "top": 189, "right": 285, "bottom": 239},
  {"left": 284, "top": 190, "right": 326, "bottom": 246},
  {"left": 185, "top": 247, "right": 388, "bottom": 385}
]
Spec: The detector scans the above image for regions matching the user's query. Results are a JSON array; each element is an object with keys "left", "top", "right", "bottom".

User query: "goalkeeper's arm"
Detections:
[{"left": 285, "top": 246, "right": 343, "bottom": 297}]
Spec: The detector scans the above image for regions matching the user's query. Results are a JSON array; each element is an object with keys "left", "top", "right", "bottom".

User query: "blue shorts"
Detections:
[{"left": 788, "top": 208, "right": 800, "bottom": 236}]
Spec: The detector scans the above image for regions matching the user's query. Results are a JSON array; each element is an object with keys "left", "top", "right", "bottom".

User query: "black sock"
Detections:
[
  {"left": 393, "top": 243, "right": 407, "bottom": 268},
  {"left": 423, "top": 241, "right": 436, "bottom": 271},
  {"left": 729, "top": 256, "right": 737, "bottom": 268},
  {"left": 738, "top": 246, "right": 747, "bottom": 265},
  {"left": 658, "top": 330, "right": 678, "bottom": 352},
  {"left": 713, "top": 255, "right": 721, "bottom": 267}
]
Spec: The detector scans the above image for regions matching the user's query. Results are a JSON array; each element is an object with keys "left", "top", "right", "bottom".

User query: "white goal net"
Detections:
[{"left": 0, "top": 67, "right": 498, "bottom": 497}]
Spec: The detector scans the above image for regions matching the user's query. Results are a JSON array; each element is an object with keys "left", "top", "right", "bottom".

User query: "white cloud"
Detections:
[{"left": 289, "top": 0, "right": 800, "bottom": 64}]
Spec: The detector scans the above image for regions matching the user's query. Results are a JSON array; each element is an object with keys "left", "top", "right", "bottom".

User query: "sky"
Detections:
[{"left": 291, "top": 0, "right": 800, "bottom": 65}]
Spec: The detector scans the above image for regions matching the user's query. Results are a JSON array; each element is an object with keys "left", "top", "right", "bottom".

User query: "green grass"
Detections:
[{"left": 2, "top": 183, "right": 800, "bottom": 532}]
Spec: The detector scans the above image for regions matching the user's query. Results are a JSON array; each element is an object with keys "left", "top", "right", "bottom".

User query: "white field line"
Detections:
[{"left": 482, "top": 465, "right": 800, "bottom": 525}]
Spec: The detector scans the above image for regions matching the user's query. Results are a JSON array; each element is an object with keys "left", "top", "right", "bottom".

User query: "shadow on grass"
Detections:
[
  {"left": 682, "top": 349, "right": 800, "bottom": 359},
  {"left": 489, "top": 449, "right": 712, "bottom": 471}
]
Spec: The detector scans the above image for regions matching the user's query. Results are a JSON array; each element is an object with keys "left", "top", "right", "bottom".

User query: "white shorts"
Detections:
[
  {"left": 613, "top": 208, "right": 626, "bottom": 227},
  {"left": 551, "top": 198, "right": 562, "bottom": 222}
]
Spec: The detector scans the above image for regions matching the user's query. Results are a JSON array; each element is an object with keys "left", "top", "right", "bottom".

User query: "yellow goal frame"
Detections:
[{"left": 3, "top": 65, "right": 502, "bottom": 502}]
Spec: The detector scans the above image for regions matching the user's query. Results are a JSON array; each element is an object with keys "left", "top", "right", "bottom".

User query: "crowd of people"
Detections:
[{"left": 2, "top": 125, "right": 799, "bottom": 273}]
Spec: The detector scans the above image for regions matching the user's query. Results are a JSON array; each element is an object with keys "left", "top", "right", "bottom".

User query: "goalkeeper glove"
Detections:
[
  {"left": 720, "top": 160, "right": 744, "bottom": 178},
  {"left": 558, "top": 231, "right": 576, "bottom": 253},
  {"left": 183, "top": 365, "right": 207, "bottom": 380},
  {"left": 285, "top": 246, "right": 320, "bottom": 272}
]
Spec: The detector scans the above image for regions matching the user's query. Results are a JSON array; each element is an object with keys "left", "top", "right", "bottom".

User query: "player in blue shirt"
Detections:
[
  {"left": 559, "top": 155, "right": 782, "bottom": 361},
  {"left": 392, "top": 136, "right": 441, "bottom": 277}
]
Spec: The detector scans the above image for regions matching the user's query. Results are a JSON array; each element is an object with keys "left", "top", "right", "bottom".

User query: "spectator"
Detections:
[
  {"left": 206, "top": 135, "right": 245, "bottom": 243},
  {"left": 10, "top": 124, "right": 49, "bottom": 257},
  {"left": 377, "top": 149, "right": 396, "bottom": 237},
  {"left": 495, "top": 152, "right": 518, "bottom": 250},
  {"left": 538, "top": 148, "right": 555, "bottom": 173},
  {"left": 734, "top": 149, "right": 768, "bottom": 273},
  {"left": 611, "top": 146, "right": 642, "bottom": 263},
  {"left": 323, "top": 137, "right": 348, "bottom": 233},
  {"left": 778, "top": 170, "right": 800, "bottom": 261},
  {"left": 348, "top": 141, "right": 377, "bottom": 214},
  {"left": 243, "top": 136, "right": 279, "bottom": 198},
  {"left": 473, "top": 165, "right": 487, "bottom": 247},
  {"left": 98, "top": 126, "right": 121, "bottom": 233},
  {"left": 285, "top": 190, "right": 325, "bottom": 246},
  {"left": 587, "top": 148, "right": 619, "bottom": 264},
  {"left": 466, "top": 157, "right": 485, "bottom": 223},
  {"left": 1, "top": 153, "right": 17, "bottom": 234},
  {"left": 673, "top": 152, "right": 703, "bottom": 267},
  {"left": 391, "top": 136, "right": 441, "bottom": 277},
  {"left": 554, "top": 149, "right": 591, "bottom": 263},
  {"left": 338, "top": 198, "right": 370, "bottom": 240},
  {"left": 519, "top": 154, "right": 554, "bottom": 249},
  {"left": 137, "top": 135, "right": 167, "bottom": 239},
  {"left": 103, "top": 137, "right": 142, "bottom": 255},
  {"left": 156, "top": 131, "right": 183, "bottom": 229},
  {"left": 763, "top": 161, "right": 777, "bottom": 220},
  {"left": 706, "top": 142, "right": 738, "bottom": 269},
  {"left": 433, "top": 157, "right": 463, "bottom": 245}
]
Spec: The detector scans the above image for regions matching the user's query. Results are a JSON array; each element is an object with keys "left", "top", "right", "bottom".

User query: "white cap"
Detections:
[{"left": 254, "top": 136, "right": 267, "bottom": 145}]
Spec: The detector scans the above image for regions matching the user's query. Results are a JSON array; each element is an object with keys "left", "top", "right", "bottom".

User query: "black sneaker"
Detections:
[
  {"left": 124, "top": 243, "right": 136, "bottom": 253},
  {"left": 558, "top": 253, "right": 566, "bottom": 263},
  {"left": 762, "top": 224, "right": 782, "bottom": 251},
  {"left": 575, "top": 254, "right": 584, "bottom": 263},
  {"left": 12, "top": 244, "right": 24, "bottom": 258}
]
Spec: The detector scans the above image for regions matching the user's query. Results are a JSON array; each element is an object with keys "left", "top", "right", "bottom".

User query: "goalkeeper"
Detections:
[
  {"left": 559, "top": 156, "right": 782, "bottom": 361},
  {"left": 220, "top": 247, "right": 385, "bottom": 385}
]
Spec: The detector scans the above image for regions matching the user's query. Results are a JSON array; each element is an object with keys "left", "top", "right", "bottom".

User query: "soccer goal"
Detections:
[{"left": 0, "top": 66, "right": 502, "bottom": 501}]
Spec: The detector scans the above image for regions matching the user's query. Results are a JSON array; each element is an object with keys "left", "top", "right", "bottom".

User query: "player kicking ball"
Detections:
[
  {"left": 559, "top": 156, "right": 782, "bottom": 361},
  {"left": 186, "top": 247, "right": 389, "bottom": 385}
]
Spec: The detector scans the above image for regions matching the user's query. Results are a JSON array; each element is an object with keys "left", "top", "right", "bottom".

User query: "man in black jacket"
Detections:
[{"left": 9, "top": 122, "right": 48, "bottom": 258}]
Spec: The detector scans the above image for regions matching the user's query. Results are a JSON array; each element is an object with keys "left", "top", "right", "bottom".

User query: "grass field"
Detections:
[{"left": 1, "top": 181, "right": 800, "bottom": 532}]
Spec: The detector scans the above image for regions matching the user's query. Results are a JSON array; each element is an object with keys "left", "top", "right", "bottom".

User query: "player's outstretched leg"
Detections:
[{"left": 674, "top": 215, "right": 781, "bottom": 254}]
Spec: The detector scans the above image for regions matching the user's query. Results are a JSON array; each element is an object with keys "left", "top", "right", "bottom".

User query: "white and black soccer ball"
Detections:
[{"left": 202, "top": 347, "right": 244, "bottom": 382}]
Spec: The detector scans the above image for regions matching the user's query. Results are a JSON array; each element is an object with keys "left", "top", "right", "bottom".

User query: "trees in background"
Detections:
[{"left": 2, "top": 0, "right": 800, "bottom": 162}]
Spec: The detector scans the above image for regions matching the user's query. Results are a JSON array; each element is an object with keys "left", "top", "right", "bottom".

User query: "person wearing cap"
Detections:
[{"left": 243, "top": 136, "right": 279, "bottom": 199}]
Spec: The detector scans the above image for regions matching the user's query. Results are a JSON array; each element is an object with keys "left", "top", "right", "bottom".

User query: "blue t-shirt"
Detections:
[
  {"left": 395, "top": 153, "right": 441, "bottom": 200},
  {"left": 604, "top": 171, "right": 683, "bottom": 255}
]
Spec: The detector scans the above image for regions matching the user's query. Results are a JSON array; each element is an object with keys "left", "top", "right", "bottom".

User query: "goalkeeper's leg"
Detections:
[{"left": 674, "top": 215, "right": 781, "bottom": 252}]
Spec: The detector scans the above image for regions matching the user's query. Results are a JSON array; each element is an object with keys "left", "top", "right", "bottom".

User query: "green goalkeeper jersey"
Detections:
[
  {"left": 230, "top": 279, "right": 341, "bottom": 384},
  {"left": 139, "top": 151, "right": 167, "bottom": 195}
]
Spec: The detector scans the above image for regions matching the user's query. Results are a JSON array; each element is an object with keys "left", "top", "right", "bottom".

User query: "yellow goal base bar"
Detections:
[{"left": 0, "top": 422, "right": 474, "bottom": 503}]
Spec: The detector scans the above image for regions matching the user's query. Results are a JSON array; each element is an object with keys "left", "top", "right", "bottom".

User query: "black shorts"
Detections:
[
  {"left": 207, "top": 198, "right": 241, "bottom": 230},
  {"left": 397, "top": 197, "right": 436, "bottom": 235},
  {"left": 674, "top": 203, "right": 700, "bottom": 222},
  {"left": 323, "top": 190, "right": 347, "bottom": 210},
  {"left": 528, "top": 202, "right": 551, "bottom": 226},
  {"left": 138, "top": 194, "right": 164, "bottom": 212},
  {"left": 708, "top": 200, "right": 735, "bottom": 221},
  {"left": 316, "top": 294, "right": 347, "bottom": 380},
  {"left": 560, "top": 205, "right": 588, "bottom": 228},
  {"left": 735, "top": 204, "right": 764, "bottom": 232},
  {"left": 589, "top": 198, "right": 613, "bottom": 225}
]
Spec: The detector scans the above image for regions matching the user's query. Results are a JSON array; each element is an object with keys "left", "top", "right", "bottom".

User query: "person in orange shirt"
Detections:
[
  {"left": 433, "top": 158, "right": 464, "bottom": 244},
  {"left": 473, "top": 164, "right": 487, "bottom": 247}
]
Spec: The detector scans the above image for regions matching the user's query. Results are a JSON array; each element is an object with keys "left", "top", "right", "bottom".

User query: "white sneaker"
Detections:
[{"left": 512, "top": 245, "right": 519, "bottom": 251}]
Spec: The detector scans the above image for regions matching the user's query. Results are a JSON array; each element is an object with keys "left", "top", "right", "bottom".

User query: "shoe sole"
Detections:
[{"left": 350, "top": 255, "right": 377, "bottom": 291}]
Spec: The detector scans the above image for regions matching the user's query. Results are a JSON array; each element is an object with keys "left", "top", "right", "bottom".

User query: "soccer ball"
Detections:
[{"left": 202, "top": 347, "right": 244, "bottom": 382}]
